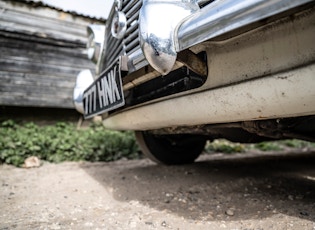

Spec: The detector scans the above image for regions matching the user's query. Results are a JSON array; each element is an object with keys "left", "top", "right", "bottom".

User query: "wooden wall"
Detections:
[{"left": 0, "top": 0, "right": 103, "bottom": 109}]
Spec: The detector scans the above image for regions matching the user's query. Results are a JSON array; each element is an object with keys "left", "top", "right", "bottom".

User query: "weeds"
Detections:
[{"left": 0, "top": 120, "right": 140, "bottom": 167}]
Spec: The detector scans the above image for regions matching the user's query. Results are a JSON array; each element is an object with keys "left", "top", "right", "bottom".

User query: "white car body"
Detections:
[{"left": 74, "top": 0, "right": 315, "bottom": 164}]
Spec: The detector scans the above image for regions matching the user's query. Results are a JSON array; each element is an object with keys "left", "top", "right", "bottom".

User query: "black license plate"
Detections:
[{"left": 83, "top": 62, "right": 125, "bottom": 119}]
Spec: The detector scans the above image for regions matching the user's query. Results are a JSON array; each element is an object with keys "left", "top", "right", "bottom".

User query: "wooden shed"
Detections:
[{"left": 0, "top": 0, "right": 103, "bottom": 110}]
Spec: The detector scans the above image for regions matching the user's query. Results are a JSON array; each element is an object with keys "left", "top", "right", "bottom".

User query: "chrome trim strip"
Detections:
[{"left": 176, "top": 0, "right": 314, "bottom": 51}]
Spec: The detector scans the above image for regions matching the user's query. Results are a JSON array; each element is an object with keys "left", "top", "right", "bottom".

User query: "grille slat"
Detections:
[
  {"left": 108, "top": 45, "right": 123, "bottom": 66},
  {"left": 124, "top": 28, "right": 138, "bottom": 46},
  {"left": 127, "top": 10, "right": 140, "bottom": 26},
  {"left": 122, "top": 0, "right": 139, "bottom": 14},
  {"left": 125, "top": 1, "right": 142, "bottom": 18},
  {"left": 122, "top": 1, "right": 134, "bottom": 12},
  {"left": 125, "top": 22, "right": 138, "bottom": 37},
  {"left": 107, "top": 37, "right": 121, "bottom": 52},
  {"left": 125, "top": 38, "right": 139, "bottom": 53},
  {"left": 107, "top": 35, "right": 121, "bottom": 49}
]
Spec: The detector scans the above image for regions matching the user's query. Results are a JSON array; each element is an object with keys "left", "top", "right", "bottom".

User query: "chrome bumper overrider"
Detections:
[{"left": 140, "top": 0, "right": 314, "bottom": 75}]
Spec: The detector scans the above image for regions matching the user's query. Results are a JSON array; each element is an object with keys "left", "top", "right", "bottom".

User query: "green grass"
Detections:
[
  {"left": 205, "top": 139, "right": 315, "bottom": 154},
  {"left": 205, "top": 139, "right": 245, "bottom": 154},
  {"left": 0, "top": 120, "right": 140, "bottom": 167}
]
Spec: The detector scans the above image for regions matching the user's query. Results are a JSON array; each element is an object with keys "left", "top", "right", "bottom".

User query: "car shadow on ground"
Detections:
[{"left": 81, "top": 150, "right": 315, "bottom": 222}]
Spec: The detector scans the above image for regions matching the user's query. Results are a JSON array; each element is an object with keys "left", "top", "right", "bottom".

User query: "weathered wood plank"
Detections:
[
  {"left": 0, "top": 0, "right": 100, "bottom": 109},
  {"left": 0, "top": 30, "right": 85, "bottom": 48},
  {"left": 0, "top": 48, "right": 92, "bottom": 69},
  {"left": 0, "top": 39, "right": 87, "bottom": 56},
  {"left": 0, "top": 94, "right": 74, "bottom": 108},
  {"left": 0, "top": 71, "right": 76, "bottom": 87},
  {"left": 0, "top": 59, "right": 82, "bottom": 77}
]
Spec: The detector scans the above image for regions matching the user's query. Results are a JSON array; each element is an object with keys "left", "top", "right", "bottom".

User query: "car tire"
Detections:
[{"left": 135, "top": 131, "right": 206, "bottom": 165}]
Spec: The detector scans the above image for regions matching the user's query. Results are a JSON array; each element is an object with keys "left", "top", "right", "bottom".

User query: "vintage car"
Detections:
[{"left": 73, "top": 0, "right": 315, "bottom": 164}]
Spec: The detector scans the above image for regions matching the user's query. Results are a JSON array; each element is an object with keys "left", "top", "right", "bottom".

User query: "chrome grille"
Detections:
[{"left": 101, "top": 0, "right": 143, "bottom": 74}]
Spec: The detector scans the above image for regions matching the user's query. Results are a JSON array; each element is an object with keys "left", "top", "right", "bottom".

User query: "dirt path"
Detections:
[{"left": 1, "top": 150, "right": 315, "bottom": 229}]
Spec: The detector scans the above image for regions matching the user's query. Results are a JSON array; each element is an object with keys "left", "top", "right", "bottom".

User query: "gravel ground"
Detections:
[{"left": 1, "top": 150, "right": 315, "bottom": 229}]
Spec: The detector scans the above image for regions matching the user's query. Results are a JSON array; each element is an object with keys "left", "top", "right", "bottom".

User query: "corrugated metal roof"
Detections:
[
  {"left": 0, "top": 0, "right": 105, "bottom": 43},
  {"left": 1, "top": 0, "right": 107, "bottom": 21}
]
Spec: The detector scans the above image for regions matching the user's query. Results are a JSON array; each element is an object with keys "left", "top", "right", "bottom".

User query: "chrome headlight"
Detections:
[
  {"left": 86, "top": 25, "right": 105, "bottom": 64},
  {"left": 73, "top": 69, "right": 94, "bottom": 114}
]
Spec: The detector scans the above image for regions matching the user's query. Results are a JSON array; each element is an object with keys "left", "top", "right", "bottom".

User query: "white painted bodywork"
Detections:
[
  {"left": 103, "top": 64, "right": 315, "bottom": 130},
  {"left": 103, "top": 6, "right": 315, "bottom": 131}
]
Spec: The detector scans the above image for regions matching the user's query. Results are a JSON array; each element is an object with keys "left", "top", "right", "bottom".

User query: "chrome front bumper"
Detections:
[
  {"left": 140, "top": 0, "right": 315, "bottom": 75},
  {"left": 74, "top": 0, "right": 315, "bottom": 115}
]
